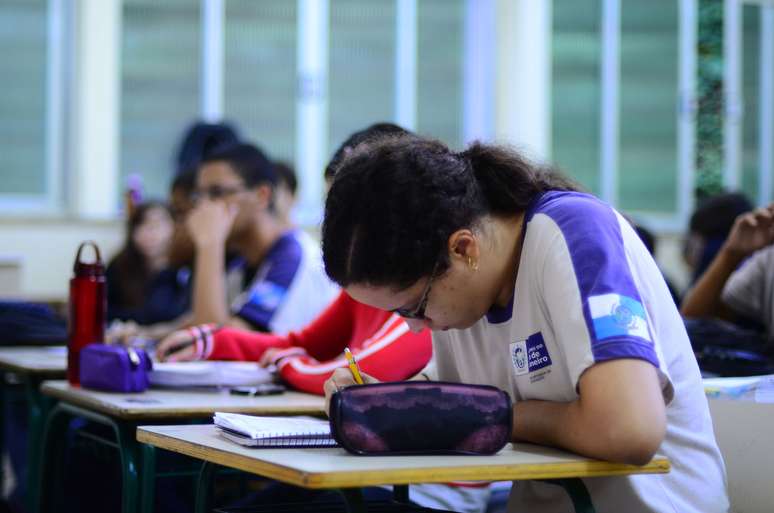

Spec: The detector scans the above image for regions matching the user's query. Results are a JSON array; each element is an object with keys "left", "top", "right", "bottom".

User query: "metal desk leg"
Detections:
[
  {"left": 113, "top": 419, "right": 141, "bottom": 513},
  {"left": 39, "top": 402, "right": 144, "bottom": 513},
  {"left": 139, "top": 443, "right": 156, "bottom": 513},
  {"left": 542, "top": 478, "right": 595, "bottom": 513},
  {"left": 195, "top": 461, "right": 218, "bottom": 513},
  {"left": 338, "top": 488, "right": 367, "bottom": 513},
  {"left": 26, "top": 377, "right": 55, "bottom": 513},
  {"left": 0, "top": 371, "right": 6, "bottom": 499},
  {"left": 37, "top": 403, "right": 73, "bottom": 513},
  {"left": 392, "top": 484, "right": 410, "bottom": 504}
]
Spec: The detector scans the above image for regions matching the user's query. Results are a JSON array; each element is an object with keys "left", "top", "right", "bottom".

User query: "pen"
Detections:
[{"left": 344, "top": 347, "right": 364, "bottom": 385}]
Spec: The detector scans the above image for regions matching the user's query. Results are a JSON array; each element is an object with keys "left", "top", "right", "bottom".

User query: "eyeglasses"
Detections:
[
  {"left": 190, "top": 185, "right": 246, "bottom": 203},
  {"left": 393, "top": 262, "right": 440, "bottom": 320}
]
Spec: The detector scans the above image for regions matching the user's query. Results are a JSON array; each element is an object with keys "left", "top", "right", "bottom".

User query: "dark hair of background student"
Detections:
[
  {"left": 325, "top": 122, "right": 409, "bottom": 181},
  {"left": 200, "top": 142, "right": 277, "bottom": 189},
  {"left": 686, "top": 191, "right": 753, "bottom": 282},
  {"left": 322, "top": 137, "right": 578, "bottom": 289},
  {"left": 109, "top": 201, "right": 172, "bottom": 308},
  {"left": 274, "top": 161, "right": 297, "bottom": 197},
  {"left": 174, "top": 121, "right": 241, "bottom": 176}
]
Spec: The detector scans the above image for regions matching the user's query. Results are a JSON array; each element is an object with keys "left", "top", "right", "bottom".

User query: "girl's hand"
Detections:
[
  {"left": 156, "top": 329, "right": 198, "bottom": 362},
  {"left": 323, "top": 367, "right": 379, "bottom": 415}
]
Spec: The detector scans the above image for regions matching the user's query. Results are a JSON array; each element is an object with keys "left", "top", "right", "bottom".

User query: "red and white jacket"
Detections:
[{"left": 203, "top": 291, "right": 432, "bottom": 395}]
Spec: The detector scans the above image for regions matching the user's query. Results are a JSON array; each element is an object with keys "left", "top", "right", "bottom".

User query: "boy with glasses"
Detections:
[{"left": 186, "top": 142, "right": 338, "bottom": 334}]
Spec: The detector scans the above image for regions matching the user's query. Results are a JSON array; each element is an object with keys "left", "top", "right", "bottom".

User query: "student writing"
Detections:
[{"left": 321, "top": 135, "right": 730, "bottom": 513}]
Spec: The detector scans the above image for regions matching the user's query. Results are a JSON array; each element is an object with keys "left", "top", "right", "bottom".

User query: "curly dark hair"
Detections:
[
  {"left": 322, "top": 136, "right": 578, "bottom": 289},
  {"left": 325, "top": 122, "right": 409, "bottom": 181}
]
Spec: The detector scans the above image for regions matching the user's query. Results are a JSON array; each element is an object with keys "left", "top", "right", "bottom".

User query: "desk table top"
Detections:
[
  {"left": 41, "top": 380, "right": 326, "bottom": 420},
  {"left": 0, "top": 346, "right": 66, "bottom": 376},
  {"left": 137, "top": 424, "right": 670, "bottom": 490}
]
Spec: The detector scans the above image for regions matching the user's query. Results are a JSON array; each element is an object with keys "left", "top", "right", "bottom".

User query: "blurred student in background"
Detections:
[
  {"left": 106, "top": 201, "right": 189, "bottom": 326},
  {"left": 187, "top": 142, "right": 338, "bottom": 334},
  {"left": 681, "top": 203, "right": 774, "bottom": 340},
  {"left": 683, "top": 192, "right": 752, "bottom": 284},
  {"left": 107, "top": 121, "right": 241, "bottom": 344},
  {"left": 168, "top": 121, "right": 242, "bottom": 268},
  {"left": 156, "top": 123, "right": 492, "bottom": 513},
  {"left": 273, "top": 161, "right": 298, "bottom": 228}
]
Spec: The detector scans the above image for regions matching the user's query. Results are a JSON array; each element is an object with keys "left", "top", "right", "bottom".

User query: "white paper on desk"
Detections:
[
  {"left": 703, "top": 374, "right": 774, "bottom": 402},
  {"left": 754, "top": 377, "right": 774, "bottom": 403},
  {"left": 149, "top": 361, "right": 273, "bottom": 388}
]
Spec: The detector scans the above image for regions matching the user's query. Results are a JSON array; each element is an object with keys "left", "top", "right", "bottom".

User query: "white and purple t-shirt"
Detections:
[
  {"left": 230, "top": 230, "right": 339, "bottom": 335},
  {"left": 430, "top": 191, "right": 728, "bottom": 513}
]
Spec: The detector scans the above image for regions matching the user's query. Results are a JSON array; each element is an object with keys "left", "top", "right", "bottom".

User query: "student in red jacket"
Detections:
[{"left": 156, "top": 290, "right": 431, "bottom": 395}]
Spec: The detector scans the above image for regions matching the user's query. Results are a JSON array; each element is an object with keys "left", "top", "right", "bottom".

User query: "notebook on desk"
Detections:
[
  {"left": 214, "top": 412, "right": 338, "bottom": 448},
  {"left": 149, "top": 361, "right": 274, "bottom": 388}
]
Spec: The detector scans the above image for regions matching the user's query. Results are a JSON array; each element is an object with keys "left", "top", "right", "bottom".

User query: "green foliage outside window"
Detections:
[{"left": 696, "top": 0, "right": 724, "bottom": 199}]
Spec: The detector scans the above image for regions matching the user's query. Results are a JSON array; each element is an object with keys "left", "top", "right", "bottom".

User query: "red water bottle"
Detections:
[{"left": 67, "top": 241, "right": 106, "bottom": 385}]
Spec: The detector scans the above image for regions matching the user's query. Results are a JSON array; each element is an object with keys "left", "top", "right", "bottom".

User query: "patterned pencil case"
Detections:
[
  {"left": 80, "top": 344, "right": 153, "bottom": 393},
  {"left": 328, "top": 381, "right": 512, "bottom": 456}
]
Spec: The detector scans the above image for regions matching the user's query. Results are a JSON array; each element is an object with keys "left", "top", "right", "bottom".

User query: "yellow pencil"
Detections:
[{"left": 344, "top": 347, "right": 364, "bottom": 385}]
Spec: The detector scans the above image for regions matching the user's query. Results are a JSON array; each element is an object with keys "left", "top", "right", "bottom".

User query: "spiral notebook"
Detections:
[{"left": 213, "top": 412, "right": 339, "bottom": 448}]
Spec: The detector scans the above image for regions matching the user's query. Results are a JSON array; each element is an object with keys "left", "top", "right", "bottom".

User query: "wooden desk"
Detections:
[
  {"left": 40, "top": 380, "right": 325, "bottom": 419},
  {"left": 0, "top": 346, "right": 66, "bottom": 513},
  {"left": 37, "top": 381, "right": 325, "bottom": 513},
  {"left": 138, "top": 424, "right": 670, "bottom": 513},
  {"left": 0, "top": 346, "right": 67, "bottom": 376}
]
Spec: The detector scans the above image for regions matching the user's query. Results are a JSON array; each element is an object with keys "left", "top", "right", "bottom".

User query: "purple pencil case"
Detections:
[
  {"left": 79, "top": 344, "right": 152, "bottom": 393},
  {"left": 329, "top": 381, "right": 512, "bottom": 456}
]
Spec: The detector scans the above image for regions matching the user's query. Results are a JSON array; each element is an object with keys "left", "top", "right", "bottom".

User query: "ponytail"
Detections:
[{"left": 460, "top": 142, "right": 579, "bottom": 215}]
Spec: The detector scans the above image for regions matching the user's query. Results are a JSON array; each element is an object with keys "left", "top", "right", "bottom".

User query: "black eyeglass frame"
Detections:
[
  {"left": 392, "top": 261, "right": 441, "bottom": 320},
  {"left": 190, "top": 184, "right": 247, "bottom": 203}
]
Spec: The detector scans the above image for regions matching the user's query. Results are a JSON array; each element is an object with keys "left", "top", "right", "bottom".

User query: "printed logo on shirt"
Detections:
[
  {"left": 587, "top": 293, "right": 652, "bottom": 342},
  {"left": 510, "top": 332, "right": 552, "bottom": 376},
  {"left": 245, "top": 282, "right": 287, "bottom": 312}
]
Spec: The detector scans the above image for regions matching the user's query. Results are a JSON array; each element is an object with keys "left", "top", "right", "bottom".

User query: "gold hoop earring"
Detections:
[{"left": 468, "top": 256, "right": 479, "bottom": 271}]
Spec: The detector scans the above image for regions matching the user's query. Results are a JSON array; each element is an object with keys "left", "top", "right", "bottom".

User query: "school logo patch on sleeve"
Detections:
[
  {"left": 510, "top": 332, "right": 552, "bottom": 376},
  {"left": 588, "top": 293, "right": 651, "bottom": 342}
]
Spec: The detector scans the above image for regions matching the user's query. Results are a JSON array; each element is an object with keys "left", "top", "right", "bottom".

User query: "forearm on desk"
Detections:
[{"left": 512, "top": 395, "right": 665, "bottom": 466}]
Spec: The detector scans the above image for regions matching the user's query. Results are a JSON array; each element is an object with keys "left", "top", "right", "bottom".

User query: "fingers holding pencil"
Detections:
[
  {"left": 323, "top": 361, "right": 379, "bottom": 416},
  {"left": 344, "top": 347, "right": 364, "bottom": 384}
]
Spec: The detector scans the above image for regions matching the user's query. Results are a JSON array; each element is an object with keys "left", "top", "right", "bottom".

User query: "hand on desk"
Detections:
[
  {"left": 258, "top": 347, "right": 286, "bottom": 367},
  {"left": 106, "top": 320, "right": 140, "bottom": 346},
  {"left": 156, "top": 328, "right": 200, "bottom": 362},
  {"left": 323, "top": 367, "right": 379, "bottom": 416}
]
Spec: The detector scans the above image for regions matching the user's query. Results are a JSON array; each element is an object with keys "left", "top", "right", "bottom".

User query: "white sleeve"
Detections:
[{"left": 722, "top": 246, "right": 772, "bottom": 321}]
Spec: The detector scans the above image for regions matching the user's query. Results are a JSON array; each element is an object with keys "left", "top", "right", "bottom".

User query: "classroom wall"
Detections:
[{"left": 0, "top": 218, "right": 123, "bottom": 300}]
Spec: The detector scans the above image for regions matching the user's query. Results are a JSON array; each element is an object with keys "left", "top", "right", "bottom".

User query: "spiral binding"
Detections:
[{"left": 217, "top": 426, "right": 338, "bottom": 448}]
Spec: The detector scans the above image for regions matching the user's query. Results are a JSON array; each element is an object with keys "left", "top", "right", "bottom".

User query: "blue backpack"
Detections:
[{"left": 0, "top": 301, "right": 67, "bottom": 346}]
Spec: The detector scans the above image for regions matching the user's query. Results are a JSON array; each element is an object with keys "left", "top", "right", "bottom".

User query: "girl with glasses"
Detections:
[{"left": 321, "top": 135, "right": 729, "bottom": 513}]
